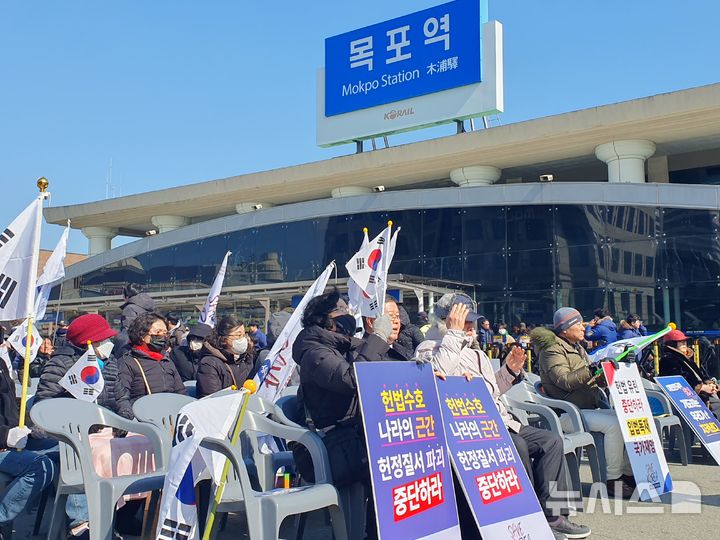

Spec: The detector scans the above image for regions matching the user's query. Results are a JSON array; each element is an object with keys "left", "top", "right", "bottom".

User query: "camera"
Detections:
[
  {"left": 539, "top": 174, "right": 554, "bottom": 182},
  {"left": 373, "top": 185, "right": 386, "bottom": 192},
  {"left": 252, "top": 203, "right": 263, "bottom": 210}
]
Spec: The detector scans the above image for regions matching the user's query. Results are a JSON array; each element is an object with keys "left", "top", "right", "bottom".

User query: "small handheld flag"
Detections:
[{"left": 58, "top": 341, "right": 105, "bottom": 402}]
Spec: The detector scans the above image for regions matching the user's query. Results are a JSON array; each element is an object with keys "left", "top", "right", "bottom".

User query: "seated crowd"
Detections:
[{"left": 1, "top": 291, "right": 718, "bottom": 540}]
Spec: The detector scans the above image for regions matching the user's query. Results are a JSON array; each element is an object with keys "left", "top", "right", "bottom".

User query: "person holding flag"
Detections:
[
  {"left": 34, "top": 314, "right": 122, "bottom": 539},
  {"left": 196, "top": 316, "right": 255, "bottom": 398},
  {"left": 534, "top": 307, "right": 635, "bottom": 499},
  {"left": 0, "top": 323, "right": 56, "bottom": 537},
  {"left": 35, "top": 314, "right": 120, "bottom": 412},
  {"left": 292, "top": 288, "right": 395, "bottom": 539}
]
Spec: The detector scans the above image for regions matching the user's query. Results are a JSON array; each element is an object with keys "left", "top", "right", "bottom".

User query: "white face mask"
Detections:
[
  {"left": 231, "top": 337, "right": 249, "bottom": 355},
  {"left": 95, "top": 340, "right": 115, "bottom": 359},
  {"left": 188, "top": 340, "right": 203, "bottom": 352}
]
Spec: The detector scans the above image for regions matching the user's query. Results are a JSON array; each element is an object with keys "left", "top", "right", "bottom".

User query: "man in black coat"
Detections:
[
  {"left": 169, "top": 323, "right": 212, "bottom": 381},
  {"left": 361, "top": 296, "right": 412, "bottom": 362}
]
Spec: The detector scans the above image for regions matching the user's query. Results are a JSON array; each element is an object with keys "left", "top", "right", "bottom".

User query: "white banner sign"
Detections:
[{"left": 602, "top": 361, "right": 672, "bottom": 500}]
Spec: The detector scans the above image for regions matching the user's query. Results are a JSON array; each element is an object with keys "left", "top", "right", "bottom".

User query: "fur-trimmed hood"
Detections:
[{"left": 530, "top": 326, "right": 558, "bottom": 351}]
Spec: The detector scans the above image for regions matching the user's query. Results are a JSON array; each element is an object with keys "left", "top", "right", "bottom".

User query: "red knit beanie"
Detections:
[{"left": 67, "top": 314, "right": 117, "bottom": 347}]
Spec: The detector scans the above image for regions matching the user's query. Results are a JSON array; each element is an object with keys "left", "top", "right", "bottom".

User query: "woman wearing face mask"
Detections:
[
  {"left": 115, "top": 313, "right": 186, "bottom": 419},
  {"left": 196, "top": 316, "right": 255, "bottom": 398},
  {"left": 35, "top": 314, "right": 121, "bottom": 414},
  {"left": 169, "top": 323, "right": 212, "bottom": 381},
  {"left": 660, "top": 328, "right": 720, "bottom": 419}
]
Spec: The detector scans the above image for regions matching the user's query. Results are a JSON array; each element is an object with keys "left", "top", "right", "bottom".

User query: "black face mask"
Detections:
[
  {"left": 148, "top": 336, "right": 168, "bottom": 353},
  {"left": 333, "top": 314, "right": 358, "bottom": 336}
]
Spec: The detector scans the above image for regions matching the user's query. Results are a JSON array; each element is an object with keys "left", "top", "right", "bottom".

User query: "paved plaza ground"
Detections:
[{"left": 7, "top": 447, "right": 718, "bottom": 539}]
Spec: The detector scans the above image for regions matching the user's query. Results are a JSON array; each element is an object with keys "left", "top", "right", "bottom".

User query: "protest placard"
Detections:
[
  {"left": 655, "top": 375, "right": 720, "bottom": 464},
  {"left": 437, "top": 376, "right": 553, "bottom": 540},
  {"left": 355, "top": 361, "right": 460, "bottom": 540},
  {"left": 602, "top": 362, "right": 672, "bottom": 500}
]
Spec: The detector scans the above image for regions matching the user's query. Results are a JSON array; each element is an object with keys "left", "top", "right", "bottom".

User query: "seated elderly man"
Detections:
[
  {"left": 416, "top": 294, "right": 590, "bottom": 540},
  {"left": 534, "top": 307, "right": 635, "bottom": 499}
]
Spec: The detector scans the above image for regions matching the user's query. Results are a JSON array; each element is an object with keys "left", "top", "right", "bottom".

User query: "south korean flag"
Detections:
[
  {"left": 345, "top": 223, "right": 393, "bottom": 294},
  {"left": 59, "top": 342, "right": 105, "bottom": 402},
  {"left": 0, "top": 199, "right": 43, "bottom": 321},
  {"left": 8, "top": 319, "right": 42, "bottom": 362},
  {"left": 157, "top": 392, "right": 246, "bottom": 540}
]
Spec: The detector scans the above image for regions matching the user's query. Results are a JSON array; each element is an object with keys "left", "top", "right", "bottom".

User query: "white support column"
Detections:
[
  {"left": 151, "top": 215, "right": 189, "bottom": 233},
  {"left": 331, "top": 186, "right": 373, "bottom": 198},
  {"left": 450, "top": 166, "right": 502, "bottom": 187},
  {"left": 594, "top": 140, "right": 656, "bottom": 183},
  {"left": 82, "top": 226, "right": 117, "bottom": 256},
  {"left": 236, "top": 202, "right": 275, "bottom": 214}
]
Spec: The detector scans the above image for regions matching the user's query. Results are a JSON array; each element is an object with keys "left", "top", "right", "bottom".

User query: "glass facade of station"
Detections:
[{"left": 62, "top": 204, "right": 720, "bottom": 330}]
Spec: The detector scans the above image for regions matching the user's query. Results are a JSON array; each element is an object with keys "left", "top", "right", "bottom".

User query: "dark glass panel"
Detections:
[
  {"left": 507, "top": 206, "right": 553, "bottom": 250},
  {"left": 506, "top": 289, "right": 555, "bottom": 326},
  {"left": 422, "top": 256, "right": 463, "bottom": 282},
  {"left": 463, "top": 252, "right": 507, "bottom": 291},
  {"left": 658, "top": 235, "right": 720, "bottom": 285},
  {"left": 422, "top": 208, "right": 462, "bottom": 258},
  {"left": 556, "top": 288, "right": 607, "bottom": 319},
  {"left": 554, "top": 205, "right": 606, "bottom": 247},
  {"left": 507, "top": 248, "right": 554, "bottom": 291},
  {"left": 556, "top": 244, "right": 606, "bottom": 289},
  {"left": 661, "top": 208, "right": 720, "bottom": 238},
  {"left": 462, "top": 206, "right": 506, "bottom": 254}
]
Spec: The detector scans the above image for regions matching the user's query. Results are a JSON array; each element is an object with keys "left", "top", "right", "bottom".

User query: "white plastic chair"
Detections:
[
  {"left": 199, "top": 409, "right": 347, "bottom": 540},
  {"left": 132, "top": 393, "right": 196, "bottom": 462},
  {"left": 30, "top": 398, "right": 168, "bottom": 540}
]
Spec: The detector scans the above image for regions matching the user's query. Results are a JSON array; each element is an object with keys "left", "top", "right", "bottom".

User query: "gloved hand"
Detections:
[
  {"left": 372, "top": 314, "right": 394, "bottom": 343},
  {"left": 6, "top": 426, "right": 31, "bottom": 449}
]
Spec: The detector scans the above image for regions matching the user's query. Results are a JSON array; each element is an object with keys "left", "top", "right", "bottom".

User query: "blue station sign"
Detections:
[{"left": 324, "top": 0, "right": 486, "bottom": 117}]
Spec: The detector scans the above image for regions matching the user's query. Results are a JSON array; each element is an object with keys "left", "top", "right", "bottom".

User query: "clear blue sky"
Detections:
[{"left": 1, "top": 0, "right": 717, "bottom": 254}]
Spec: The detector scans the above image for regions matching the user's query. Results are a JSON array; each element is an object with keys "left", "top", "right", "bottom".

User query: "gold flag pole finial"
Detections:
[{"left": 37, "top": 177, "right": 49, "bottom": 193}]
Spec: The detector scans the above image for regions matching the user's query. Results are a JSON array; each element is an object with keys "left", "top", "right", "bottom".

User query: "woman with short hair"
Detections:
[{"left": 115, "top": 313, "right": 186, "bottom": 419}]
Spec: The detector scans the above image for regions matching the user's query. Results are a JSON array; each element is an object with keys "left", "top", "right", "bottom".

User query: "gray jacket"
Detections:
[{"left": 417, "top": 329, "right": 523, "bottom": 432}]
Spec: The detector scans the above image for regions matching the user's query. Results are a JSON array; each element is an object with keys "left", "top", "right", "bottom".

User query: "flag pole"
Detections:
[
  {"left": 379, "top": 220, "right": 392, "bottom": 316},
  {"left": 202, "top": 380, "right": 257, "bottom": 540},
  {"left": 18, "top": 177, "right": 49, "bottom": 428}
]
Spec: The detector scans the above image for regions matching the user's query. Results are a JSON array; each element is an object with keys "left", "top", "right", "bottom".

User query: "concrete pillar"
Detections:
[
  {"left": 647, "top": 155, "right": 669, "bottom": 183},
  {"left": 236, "top": 202, "right": 275, "bottom": 214},
  {"left": 151, "top": 215, "right": 189, "bottom": 233},
  {"left": 82, "top": 226, "right": 117, "bottom": 256},
  {"left": 594, "top": 140, "right": 656, "bottom": 183},
  {"left": 331, "top": 186, "right": 373, "bottom": 198},
  {"left": 450, "top": 166, "right": 502, "bottom": 187}
]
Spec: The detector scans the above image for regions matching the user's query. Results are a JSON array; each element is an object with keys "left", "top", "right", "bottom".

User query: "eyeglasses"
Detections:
[
  {"left": 149, "top": 331, "right": 168, "bottom": 337},
  {"left": 387, "top": 314, "right": 401, "bottom": 322}
]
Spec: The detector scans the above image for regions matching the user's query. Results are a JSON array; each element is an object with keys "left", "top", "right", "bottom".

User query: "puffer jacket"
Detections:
[
  {"left": 0, "top": 345, "right": 19, "bottom": 450},
  {"left": 196, "top": 343, "right": 254, "bottom": 398},
  {"left": 115, "top": 346, "right": 186, "bottom": 418},
  {"left": 120, "top": 293, "right": 156, "bottom": 331},
  {"left": 534, "top": 327, "right": 603, "bottom": 409},
  {"left": 618, "top": 320, "right": 647, "bottom": 341},
  {"left": 397, "top": 306, "right": 425, "bottom": 354},
  {"left": 294, "top": 325, "right": 389, "bottom": 430},
  {"left": 35, "top": 342, "right": 121, "bottom": 414},
  {"left": 584, "top": 317, "right": 617, "bottom": 348},
  {"left": 170, "top": 345, "right": 201, "bottom": 382}
]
